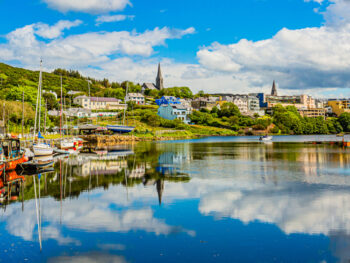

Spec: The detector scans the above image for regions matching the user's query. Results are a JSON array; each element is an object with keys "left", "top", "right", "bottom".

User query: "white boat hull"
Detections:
[{"left": 32, "top": 144, "right": 54, "bottom": 156}]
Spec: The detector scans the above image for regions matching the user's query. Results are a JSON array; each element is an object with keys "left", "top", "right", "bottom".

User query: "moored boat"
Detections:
[
  {"left": 107, "top": 125, "right": 135, "bottom": 134},
  {"left": 32, "top": 143, "right": 54, "bottom": 156},
  {"left": 0, "top": 138, "right": 28, "bottom": 171},
  {"left": 259, "top": 135, "right": 273, "bottom": 141}
]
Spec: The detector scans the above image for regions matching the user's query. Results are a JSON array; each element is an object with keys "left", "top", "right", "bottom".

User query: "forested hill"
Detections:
[
  {"left": 0, "top": 62, "right": 193, "bottom": 106},
  {"left": 0, "top": 62, "right": 102, "bottom": 97}
]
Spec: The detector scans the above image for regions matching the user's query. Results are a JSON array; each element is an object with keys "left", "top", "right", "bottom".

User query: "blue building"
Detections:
[
  {"left": 155, "top": 96, "right": 181, "bottom": 106},
  {"left": 249, "top": 93, "right": 267, "bottom": 108},
  {"left": 158, "top": 104, "right": 190, "bottom": 124}
]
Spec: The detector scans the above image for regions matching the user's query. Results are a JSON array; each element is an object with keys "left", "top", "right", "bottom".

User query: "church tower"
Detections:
[
  {"left": 156, "top": 63, "right": 164, "bottom": 90},
  {"left": 271, "top": 80, "right": 278, "bottom": 96}
]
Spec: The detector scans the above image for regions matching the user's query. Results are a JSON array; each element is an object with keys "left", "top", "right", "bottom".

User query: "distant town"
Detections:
[{"left": 47, "top": 63, "right": 347, "bottom": 124}]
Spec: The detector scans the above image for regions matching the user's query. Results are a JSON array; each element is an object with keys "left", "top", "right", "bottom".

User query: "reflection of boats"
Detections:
[
  {"left": 0, "top": 170, "right": 25, "bottom": 203},
  {"left": 33, "top": 156, "right": 54, "bottom": 169},
  {"left": 259, "top": 135, "right": 273, "bottom": 141},
  {"left": 17, "top": 155, "right": 54, "bottom": 173}
]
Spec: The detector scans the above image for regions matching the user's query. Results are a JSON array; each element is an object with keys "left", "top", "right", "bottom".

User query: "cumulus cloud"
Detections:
[
  {"left": 42, "top": 0, "right": 131, "bottom": 14},
  {"left": 0, "top": 22, "right": 195, "bottom": 68},
  {"left": 197, "top": 15, "right": 350, "bottom": 91},
  {"left": 34, "top": 20, "right": 82, "bottom": 39},
  {"left": 95, "top": 14, "right": 135, "bottom": 25}
]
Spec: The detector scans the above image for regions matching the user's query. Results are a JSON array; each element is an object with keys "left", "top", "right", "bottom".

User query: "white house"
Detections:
[
  {"left": 73, "top": 96, "right": 126, "bottom": 110},
  {"left": 232, "top": 96, "right": 249, "bottom": 115},
  {"left": 125, "top": 93, "right": 145, "bottom": 105}
]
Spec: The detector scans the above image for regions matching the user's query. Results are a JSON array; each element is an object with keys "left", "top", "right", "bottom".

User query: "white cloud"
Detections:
[
  {"left": 34, "top": 20, "right": 82, "bottom": 39},
  {"left": 43, "top": 0, "right": 131, "bottom": 14},
  {"left": 95, "top": 14, "right": 135, "bottom": 25},
  {"left": 3, "top": 0, "right": 350, "bottom": 95},
  {"left": 48, "top": 252, "right": 127, "bottom": 263},
  {"left": 0, "top": 22, "right": 195, "bottom": 68}
]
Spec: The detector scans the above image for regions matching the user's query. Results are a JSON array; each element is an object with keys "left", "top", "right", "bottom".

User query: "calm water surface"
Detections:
[{"left": 1, "top": 135, "right": 350, "bottom": 262}]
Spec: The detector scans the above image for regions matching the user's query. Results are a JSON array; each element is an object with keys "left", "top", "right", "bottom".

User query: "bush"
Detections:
[
  {"left": 270, "top": 126, "right": 280, "bottom": 134},
  {"left": 252, "top": 124, "right": 265, "bottom": 131}
]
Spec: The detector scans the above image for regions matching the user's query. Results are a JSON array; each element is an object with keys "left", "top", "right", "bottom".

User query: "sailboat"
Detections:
[
  {"left": 56, "top": 76, "right": 74, "bottom": 152},
  {"left": 32, "top": 60, "right": 54, "bottom": 156},
  {"left": 107, "top": 83, "right": 135, "bottom": 134}
]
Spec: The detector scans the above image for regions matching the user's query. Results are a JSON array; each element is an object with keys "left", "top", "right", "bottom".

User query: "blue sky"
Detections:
[{"left": 0, "top": 0, "right": 350, "bottom": 96}]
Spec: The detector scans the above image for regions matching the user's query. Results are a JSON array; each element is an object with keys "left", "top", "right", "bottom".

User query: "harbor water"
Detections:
[{"left": 1, "top": 135, "right": 350, "bottom": 262}]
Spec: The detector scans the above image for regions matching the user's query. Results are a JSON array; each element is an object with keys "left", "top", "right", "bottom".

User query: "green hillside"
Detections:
[{"left": 0, "top": 62, "right": 100, "bottom": 98}]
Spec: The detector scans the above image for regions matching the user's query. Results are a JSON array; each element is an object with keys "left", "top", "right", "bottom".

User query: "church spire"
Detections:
[
  {"left": 271, "top": 80, "right": 278, "bottom": 96},
  {"left": 156, "top": 63, "right": 164, "bottom": 90},
  {"left": 156, "top": 179, "right": 164, "bottom": 206}
]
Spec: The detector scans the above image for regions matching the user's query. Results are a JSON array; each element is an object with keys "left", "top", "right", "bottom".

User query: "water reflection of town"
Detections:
[{"left": 0, "top": 143, "right": 192, "bottom": 208}]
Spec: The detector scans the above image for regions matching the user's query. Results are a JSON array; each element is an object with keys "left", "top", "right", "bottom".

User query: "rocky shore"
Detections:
[{"left": 80, "top": 134, "right": 200, "bottom": 147}]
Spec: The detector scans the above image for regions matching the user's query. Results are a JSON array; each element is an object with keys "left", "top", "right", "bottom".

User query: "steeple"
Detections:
[
  {"left": 156, "top": 179, "right": 164, "bottom": 206},
  {"left": 271, "top": 80, "right": 278, "bottom": 96},
  {"left": 156, "top": 63, "right": 164, "bottom": 90}
]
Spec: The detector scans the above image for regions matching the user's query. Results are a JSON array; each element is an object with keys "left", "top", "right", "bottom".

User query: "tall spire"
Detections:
[
  {"left": 156, "top": 63, "right": 164, "bottom": 90},
  {"left": 271, "top": 80, "right": 278, "bottom": 96},
  {"left": 156, "top": 179, "right": 164, "bottom": 206}
]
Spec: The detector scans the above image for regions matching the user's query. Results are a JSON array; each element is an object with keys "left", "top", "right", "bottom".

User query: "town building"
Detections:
[
  {"left": 232, "top": 96, "right": 249, "bottom": 115},
  {"left": 191, "top": 97, "right": 218, "bottom": 111},
  {"left": 265, "top": 81, "right": 316, "bottom": 109},
  {"left": 248, "top": 96, "right": 265, "bottom": 116},
  {"left": 73, "top": 95, "right": 126, "bottom": 110},
  {"left": 298, "top": 108, "right": 326, "bottom": 118},
  {"left": 158, "top": 104, "right": 191, "bottom": 124},
  {"left": 125, "top": 93, "right": 145, "bottom": 105},
  {"left": 327, "top": 99, "right": 350, "bottom": 116},
  {"left": 141, "top": 63, "right": 164, "bottom": 93},
  {"left": 249, "top": 93, "right": 268, "bottom": 108},
  {"left": 179, "top": 99, "right": 193, "bottom": 112},
  {"left": 155, "top": 96, "right": 181, "bottom": 106}
]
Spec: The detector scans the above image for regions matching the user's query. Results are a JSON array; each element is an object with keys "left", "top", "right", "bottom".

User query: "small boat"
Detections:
[
  {"left": 259, "top": 135, "right": 273, "bottom": 141},
  {"left": 32, "top": 61, "right": 54, "bottom": 157},
  {"left": 107, "top": 125, "right": 135, "bottom": 134},
  {"left": 337, "top": 133, "right": 345, "bottom": 137},
  {"left": 57, "top": 139, "right": 75, "bottom": 150},
  {"left": 32, "top": 143, "right": 54, "bottom": 156},
  {"left": 0, "top": 138, "right": 28, "bottom": 172}
]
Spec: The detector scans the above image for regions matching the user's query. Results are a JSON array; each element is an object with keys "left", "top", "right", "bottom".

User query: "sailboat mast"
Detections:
[
  {"left": 44, "top": 99, "right": 47, "bottom": 135},
  {"left": 22, "top": 90, "right": 24, "bottom": 138},
  {"left": 32, "top": 60, "right": 42, "bottom": 141},
  {"left": 38, "top": 61, "right": 43, "bottom": 135},
  {"left": 60, "top": 75, "right": 63, "bottom": 139},
  {"left": 123, "top": 82, "right": 128, "bottom": 126}
]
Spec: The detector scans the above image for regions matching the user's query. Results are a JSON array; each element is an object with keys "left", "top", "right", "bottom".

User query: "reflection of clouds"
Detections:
[
  {"left": 48, "top": 252, "right": 126, "bottom": 263},
  {"left": 1, "top": 187, "right": 194, "bottom": 245},
  {"left": 199, "top": 188, "right": 350, "bottom": 236},
  {"left": 43, "top": 226, "right": 80, "bottom": 245}
]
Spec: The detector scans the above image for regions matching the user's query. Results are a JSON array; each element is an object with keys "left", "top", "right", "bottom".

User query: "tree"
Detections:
[
  {"left": 218, "top": 103, "right": 241, "bottom": 117},
  {"left": 43, "top": 92, "right": 59, "bottom": 110},
  {"left": 338, "top": 113, "right": 350, "bottom": 132}
]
